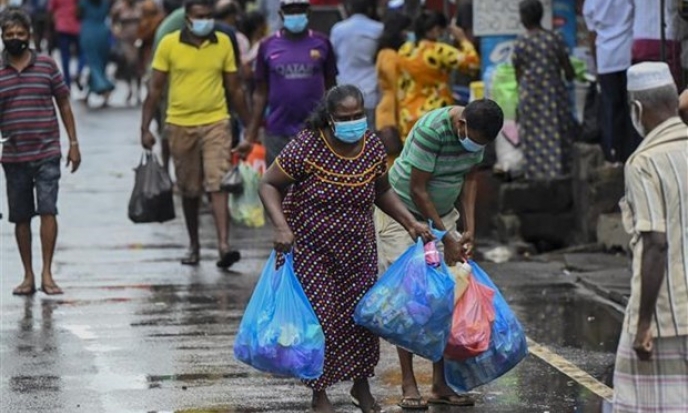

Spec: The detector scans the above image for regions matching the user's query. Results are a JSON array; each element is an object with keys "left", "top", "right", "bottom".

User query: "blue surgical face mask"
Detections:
[
  {"left": 406, "top": 32, "right": 416, "bottom": 43},
  {"left": 283, "top": 14, "right": 308, "bottom": 33},
  {"left": 458, "top": 122, "right": 485, "bottom": 152},
  {"left": 332, "top": 117, "right": 368, "bottom": 143},
  {"left": 189, "top": 18, "right": 215, "bottom": 37}
]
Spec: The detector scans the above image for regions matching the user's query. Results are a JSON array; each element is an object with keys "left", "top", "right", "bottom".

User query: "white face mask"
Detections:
[{"left": 630, "top": 100, "right": 646, "bottom": 137}]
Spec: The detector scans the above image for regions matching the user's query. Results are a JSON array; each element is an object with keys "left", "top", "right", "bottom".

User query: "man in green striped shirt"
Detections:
[{"left": 375, "top": 99, "right": 503, "bottom": 409}]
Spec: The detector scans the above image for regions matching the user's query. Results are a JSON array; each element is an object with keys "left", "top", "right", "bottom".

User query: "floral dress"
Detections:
[
  {"left": 512, "top": 29, "right": 576, "bottom": 179},
  {"left": 397, "top": 39, "right": 479, "bottom": 139},
  {"left": 275, "top": 129, "right": 387, "bottom": 390}
]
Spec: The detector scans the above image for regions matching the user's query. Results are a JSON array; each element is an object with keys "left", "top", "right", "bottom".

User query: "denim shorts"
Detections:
[{"left": 2, "top": 156, "right": 61, "bottom": 223}]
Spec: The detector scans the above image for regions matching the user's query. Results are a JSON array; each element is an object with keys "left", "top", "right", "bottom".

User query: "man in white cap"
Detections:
[{"left": 613, "top": 61, "right": 688, "bottom": 413}]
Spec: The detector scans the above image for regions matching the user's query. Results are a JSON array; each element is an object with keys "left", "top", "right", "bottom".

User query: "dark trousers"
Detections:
[
  {"left": 57, "top": 33, "right": 86, "bottom": 90},
  {"left": 598, "top": 71, "right": 642, "bottom": 162}
]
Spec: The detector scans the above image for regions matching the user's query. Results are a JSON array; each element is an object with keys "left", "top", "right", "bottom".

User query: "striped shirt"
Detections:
[
  {"left": 620, "top": 116, "right": 688, "bottom": 338},
  {"left": 388, "top": 107, "right": 483, "bottom": 216},
  {"left": 0, "top": 52, "right": 70, "bottom": 163}
]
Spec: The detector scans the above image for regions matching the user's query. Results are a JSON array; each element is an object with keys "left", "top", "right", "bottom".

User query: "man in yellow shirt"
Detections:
[{"left": 140, "top": 0, "right": 250, "bottom": 268}]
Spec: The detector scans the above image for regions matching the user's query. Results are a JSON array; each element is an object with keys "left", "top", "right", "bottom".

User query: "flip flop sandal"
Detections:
[
  {"left": 40, "top": 284, "right": 63, "bottom": 295},
  {"left": 216, "top": 250, "right": 241, "bottom": 269},
  {"left": 351, "top": 395, "right": 382, "bottom": 413},
  {"left": 12, "top": 285, "right": 37, "bottom": 296},
  {"left": 397, "top": 396, "right": 429, "bottom": 410},
  {"left": 427, "top": 394, "right": 475, "bottom": 406}
]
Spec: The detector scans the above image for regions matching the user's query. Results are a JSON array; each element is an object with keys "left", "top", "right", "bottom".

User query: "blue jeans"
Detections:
[{"left": 57, "top": 32, "right": 86, "bottom": 90}]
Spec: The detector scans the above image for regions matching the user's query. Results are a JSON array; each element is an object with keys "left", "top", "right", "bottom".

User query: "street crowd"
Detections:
[{"left": 0, "top": 0, "right": 687, "bottom": 412}]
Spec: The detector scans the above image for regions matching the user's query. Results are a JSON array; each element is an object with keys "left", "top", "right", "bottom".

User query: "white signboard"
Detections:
[{"left": 473, "top": 0, "right": 553, "bottom": 37}]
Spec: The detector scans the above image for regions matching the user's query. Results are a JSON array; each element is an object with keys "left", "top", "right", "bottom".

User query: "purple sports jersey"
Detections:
[{"left": 255, "top": 30, "right": 337, "bottom": 137}]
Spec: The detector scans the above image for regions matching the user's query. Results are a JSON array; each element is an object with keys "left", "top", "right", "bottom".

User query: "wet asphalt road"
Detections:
[{"left": 1, "top": 92, "right": 619, "bottom": 413}]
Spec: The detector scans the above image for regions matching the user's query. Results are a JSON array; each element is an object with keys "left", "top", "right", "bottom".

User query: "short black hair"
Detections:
[
  {"left": 414, "top": 10, "right": 447, "bottom": 41},
  {"left": 0, "top": 8, "right": 32, "bottom": 33},
  {"left": 239, "top": 11, "right": 266, "bottom": 38},
  {"left": 464, "top": 99, "right": 504, "bottom": 142},
  {"left": 163, "top": 0, "right": 183, "bottom": 15},
  {"left": 305, "top": 84, "right": 364, "bottom": 130},
  {"left": 346, "top": 0, "right": 371, "bottom": 16},
  {"left": 184, "top": 0, "right": 214, "bottom": 14},
  {"left": 376, "top": 11, "right": 411, "bottom": 56},
  {"left": 215, "top": 1, "right": 241, "bottom": 19},
  {"left": 519, "top": 0, "right": 543, "bottom": 28}
]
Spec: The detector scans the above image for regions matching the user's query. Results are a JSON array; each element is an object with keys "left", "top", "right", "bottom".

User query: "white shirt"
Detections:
[
  {"left": 632, "top": 0, "right": 679, "bottom": 41},
  {"left": 584, "top": 0, "right": 633, "bottom": 74},
  {"left": 330, "top": 14, "right": 383, "bottom": 110}
]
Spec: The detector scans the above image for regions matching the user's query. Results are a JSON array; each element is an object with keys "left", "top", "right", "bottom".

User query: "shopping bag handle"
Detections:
[
  {"left": 428, "top": 220, "right": 447, "bottom": 243},
  {"left": 139, "top": 150, "right": 154, "bottom": 165},
  {"left": 269, "top": 249, "right": 293, "bottom": 270}
]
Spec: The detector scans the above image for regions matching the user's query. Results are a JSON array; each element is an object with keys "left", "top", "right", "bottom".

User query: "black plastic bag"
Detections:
[{"left": 128, "top": 152, "right": 175, "bottom": 223}]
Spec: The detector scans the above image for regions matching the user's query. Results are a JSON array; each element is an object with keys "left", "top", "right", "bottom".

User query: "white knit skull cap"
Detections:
[
  {"left": 627, "top": 62, "right": 674, "bottom": 92},
  {"left": 388, "top": 0, "right": 427, "bottom": 8},
  {"left": 280, "top": 0, "right": 310, "bottom": 5}
]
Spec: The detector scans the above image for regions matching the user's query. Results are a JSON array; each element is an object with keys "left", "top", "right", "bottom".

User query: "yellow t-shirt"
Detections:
[{"left": 152, "top": 30, "right": 237, "bottom": 126}]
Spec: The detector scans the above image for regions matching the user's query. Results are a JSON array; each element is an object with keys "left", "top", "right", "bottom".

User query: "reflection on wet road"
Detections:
[{"left": 1, "top": 100, "right": 620, "bottom": 412}]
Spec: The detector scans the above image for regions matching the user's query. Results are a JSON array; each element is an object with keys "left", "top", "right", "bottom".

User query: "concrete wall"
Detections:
[{"left": 483, "top": 143, "right": 628, "bottom": 251}]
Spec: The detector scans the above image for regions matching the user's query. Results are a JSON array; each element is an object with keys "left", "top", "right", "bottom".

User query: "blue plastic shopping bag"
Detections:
[
  {"left": 354, "top": 236, "right": 455, "bottom": 362},
  {"left": 234, "top": 251, "right": 325, "bottom": 380},
  {"left": 444, "top": 261, "right": 528, "bottom": 391}
]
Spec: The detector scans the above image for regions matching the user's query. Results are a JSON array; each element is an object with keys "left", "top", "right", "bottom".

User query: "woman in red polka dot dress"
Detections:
[{"left": 260, "top": 85, "right": 434, "bottom": 413}]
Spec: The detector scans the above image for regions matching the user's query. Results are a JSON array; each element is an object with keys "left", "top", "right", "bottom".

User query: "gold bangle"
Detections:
[{"left": 69, "top": 141, "right": 79, "bottom": 146}]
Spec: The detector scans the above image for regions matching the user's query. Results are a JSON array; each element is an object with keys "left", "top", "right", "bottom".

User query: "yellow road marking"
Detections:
[{"left": 527, "top": 337, "right": 614, "bottom": 402}]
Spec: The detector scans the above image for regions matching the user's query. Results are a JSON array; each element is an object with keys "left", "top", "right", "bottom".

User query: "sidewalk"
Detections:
[{"left": 533, "top": 248, "right": 632, "bottom": 308}]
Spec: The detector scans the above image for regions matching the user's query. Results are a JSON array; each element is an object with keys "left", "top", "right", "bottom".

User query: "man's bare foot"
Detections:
[
  {"left": 311, "top": 391, "right": 335, "bottom": 413},
  {"left": 41, "top": 273, "right": 63, "bottom": 295},
  {"left": 402, "top": 380, "right": 423, "bottom": 400},
  {"left": 40, "top": 282, "right": 63, "bottom": 295},
  {"left": 12, "top": 280, "right": 36, "bottom": 296},
  {"left": 399, "top": 381, "right": 427, "bottom": 409},
  {"left": 429, "top": 383, "right": 475, "bottom": 406}
]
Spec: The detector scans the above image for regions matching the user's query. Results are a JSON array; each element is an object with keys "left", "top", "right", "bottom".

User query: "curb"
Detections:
[{"left": 576, "top": 275, "right": 629, "bottom": 308}]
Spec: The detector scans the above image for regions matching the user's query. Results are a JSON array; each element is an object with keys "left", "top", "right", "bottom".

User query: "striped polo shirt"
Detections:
[
  {"left": 389, "top": 106, "right": 483, "bottom": 216},
  {"left": 620, "top": 116, "right": 688, "bottom": 338},
  {"left": 0, "top": 51, "right": 70, "bottom": 163}
]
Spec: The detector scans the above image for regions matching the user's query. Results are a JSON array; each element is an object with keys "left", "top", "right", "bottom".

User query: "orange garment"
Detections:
[
  {"left": 375, "top": 48, "right": 401, "bottom": 131},
  {"left": 397, "top": 39, "right": 479, "bottom": 139}
]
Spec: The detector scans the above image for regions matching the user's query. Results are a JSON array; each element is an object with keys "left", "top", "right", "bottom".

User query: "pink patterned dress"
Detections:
[{"left": 275, "top": 128, "right": 387, "bottom": 390}]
